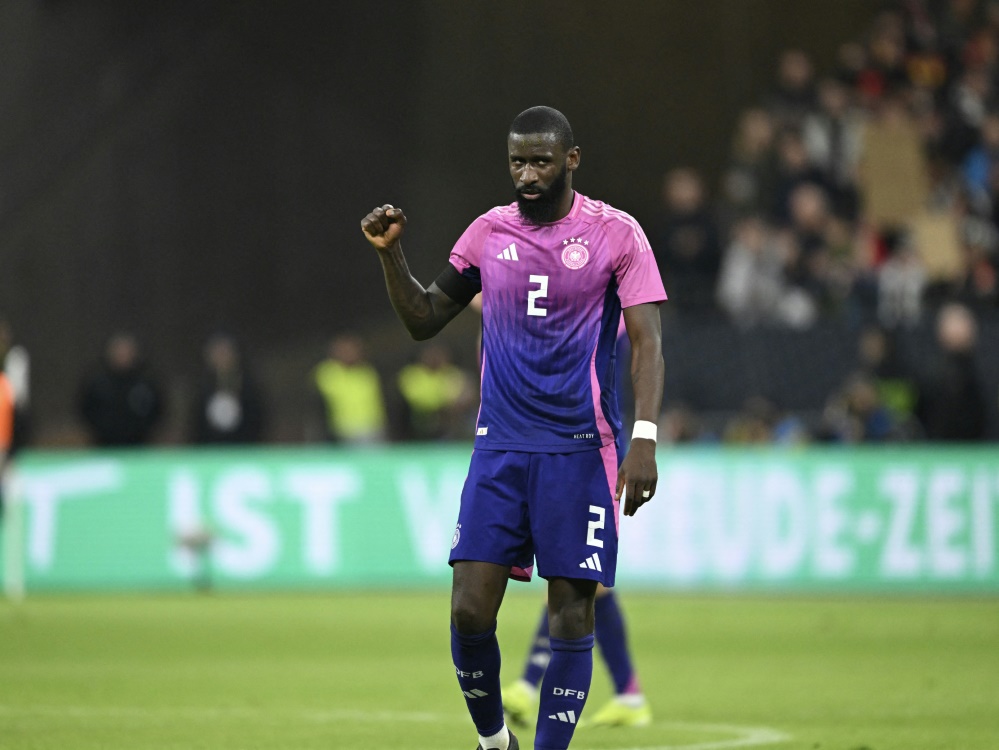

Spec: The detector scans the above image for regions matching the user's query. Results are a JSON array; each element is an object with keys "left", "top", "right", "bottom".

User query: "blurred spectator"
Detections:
[
  {"left": 856, "top": 325, "right": 919, "bottom": 432},
  {"left": 78, "top": 332, "right": 164, "bottom": 446},
  {"left": 766, "top": 49, "right": 818, "bottom": 128},
  {"left": 654, "top": 168, "right": 722, "bottom": 312},
  {"left": 803, "top": 78, "right": 864, "bottom": 219},
  {"left": 915, "top": 302, "right": 988, "bottom": 440},
  {"left": 397, "top": 344, "right": 474, "bottom": 441},
  {"left": 960, "top": 110, "right": 999, "bottom": 210},
  {"left": 835, "top": 41, "right": 869, "bottom": 90},
  {"left": 859, "top": 13, "right": 911, "bottom": 98},
  {"left": 716, "top": 216, "right": 816, "bottom": 328},
  {"left": 191, "top": 332, "right": 265, "bottom": 444},
  {"left": 313, "top": 333, "right": 387, "bottom": 444},
  {"left": 818, "top": 372, "right": 896, "bottom": 443},
  {"left": 771, "top": 129, "right": 828, "bottom": 225},
  {"left": 722, "top": 396, "right": 777, "bottom": 444},
  {"left": 786, "top": 184, "right": 834, "bottom": 301},
  {"left": 877, "top": 230, "right": 927, "bottom": 328},
  {"left": 721, "top": 108, "right": 778, "bottom": 222},
  {"left": 940, "top": 66, "right": 993, "bottom": 163},
  {"left": 657, "top": 403, "right": 706, "bottom": 444},
  {"left": 0, "top": 315, "right": 30, "bottom": 451}
]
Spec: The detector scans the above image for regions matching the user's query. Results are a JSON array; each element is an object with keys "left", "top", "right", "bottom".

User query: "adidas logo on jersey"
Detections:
[
  {"left": 579, "top": 553, "right": 602, "bottom": 572},
  {"left": 496, "top": 243, "right": 519, "bottom": 261}
]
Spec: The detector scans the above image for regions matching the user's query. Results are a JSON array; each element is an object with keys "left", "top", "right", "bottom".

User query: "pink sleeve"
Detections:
[
  {"left": 448, "top": 214, "right": 493, "bottom": 275},
  {"left": 608, "top": 215, "right": 667, "bottom": 308}
]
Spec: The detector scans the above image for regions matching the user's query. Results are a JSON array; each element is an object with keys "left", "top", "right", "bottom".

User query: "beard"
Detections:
[{"left": 515, "top": 166, "right": 568, "bottom": 225}]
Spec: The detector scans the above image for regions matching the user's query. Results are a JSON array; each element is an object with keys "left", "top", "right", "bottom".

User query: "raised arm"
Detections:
[
  {"left": 361, "top": 204, "right": 467, "bottom": 340},
  {"left": 615, "top": 302, "right": 665, "bottom": 516}
]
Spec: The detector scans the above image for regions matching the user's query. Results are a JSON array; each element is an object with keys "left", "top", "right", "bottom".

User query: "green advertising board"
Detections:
[{"left": 1, "top": 446, "right": 997, "bottom": 593}]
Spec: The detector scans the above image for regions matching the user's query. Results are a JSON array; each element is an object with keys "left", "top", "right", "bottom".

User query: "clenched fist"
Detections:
[{"left": 361, "top": 205, "right": 407, "bottom": 250}]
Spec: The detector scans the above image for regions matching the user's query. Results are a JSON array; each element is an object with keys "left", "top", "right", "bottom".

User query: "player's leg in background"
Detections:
[
  {"left": 585, "top": 585, "right": 653, "bottom": 727},
  {"left": 534, "top": 576, "right": 597, "bottom": 750},
  {"left": 502, "top": 603, "right": 550, "bottom": 727},
  {"left": 505, "top": 585, "right": 653, "bottom": 730},
  {"left": 451, "top": 560, "right": 517, "bottom": 750}
]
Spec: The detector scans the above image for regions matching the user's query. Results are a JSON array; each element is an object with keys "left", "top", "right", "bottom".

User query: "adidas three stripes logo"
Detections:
[
  {"left": 496, "top": 243, "right": 519, "bottom": 261},
  {"left": 579, "top": 553, "right": 602, "bottom": 572},
  {"left": 548, "top": 710, "right": 578, "bottom": 724}
]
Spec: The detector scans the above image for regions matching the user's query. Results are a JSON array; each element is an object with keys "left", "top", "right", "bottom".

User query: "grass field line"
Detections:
[
  {"left": 0, "top": 704, "right": 790, "bottom": 749},
  {"left": 575, "top": 721, "right": 791, "bottom": 750}
]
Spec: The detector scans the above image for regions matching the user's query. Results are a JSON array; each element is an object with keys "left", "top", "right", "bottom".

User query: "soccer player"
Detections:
[{"left": 361, "top": 106, "right": 666, "bottom": 750}]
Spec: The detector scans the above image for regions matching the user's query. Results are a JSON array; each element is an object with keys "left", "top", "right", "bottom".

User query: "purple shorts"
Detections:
[{"left": 448, "top": 445, "right": 620, "bottom": 586}]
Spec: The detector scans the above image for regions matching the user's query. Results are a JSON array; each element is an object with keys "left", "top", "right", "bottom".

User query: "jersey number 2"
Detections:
[
  {"left": 527, "top": 274, "right": 548, "bottom": 317},
  {"left": 586, "top": 505, "right": 605, "bottom": 548}
]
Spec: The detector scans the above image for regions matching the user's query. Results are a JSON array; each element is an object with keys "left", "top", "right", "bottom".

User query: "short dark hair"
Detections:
[{"left": 509, "top": 106, "right": 574, "bottom": 150}]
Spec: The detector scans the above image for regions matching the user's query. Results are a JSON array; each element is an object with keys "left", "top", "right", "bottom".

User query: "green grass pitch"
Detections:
[{"left": 1, "top": 590, "right": 997, "bottom": 749}]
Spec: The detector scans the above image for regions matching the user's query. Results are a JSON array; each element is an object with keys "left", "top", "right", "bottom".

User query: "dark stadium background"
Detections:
[{"left": 0, "top": 1, "right": 936, "bottom": 442}]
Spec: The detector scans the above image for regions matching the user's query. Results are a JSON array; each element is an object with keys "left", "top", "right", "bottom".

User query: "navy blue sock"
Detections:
[
  {"left": 521, "top": 606, "right": 551, "bottom": 687},
  {"left": 534, "top": 634, "right": 593, "bottom": 750},
  {"left": 451, "top": 623, "right": 505, "bottom": 737},
  {"left": 594, "top": 592, "right": 639, "bottom": 695}
]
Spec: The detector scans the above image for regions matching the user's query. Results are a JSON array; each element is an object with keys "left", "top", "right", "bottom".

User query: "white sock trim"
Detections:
[{"left": 478, "top": 724, "right": 510, "bottom": 750}]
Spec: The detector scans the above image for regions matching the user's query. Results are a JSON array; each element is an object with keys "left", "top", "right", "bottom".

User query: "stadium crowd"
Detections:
[
  {"left": 3, "top": 0, "right": 999, "bottom": 449},
  {"left": 654, "top": 0, "right": 999, "bottom": 443}
]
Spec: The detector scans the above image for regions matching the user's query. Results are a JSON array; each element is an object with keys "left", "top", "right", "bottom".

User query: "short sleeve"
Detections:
[
  {"left": 448, "top": 214, "right": 493, "bottom": 289},
  {"left": 608, "top": 215, "right": 668, "bottom": 308}
]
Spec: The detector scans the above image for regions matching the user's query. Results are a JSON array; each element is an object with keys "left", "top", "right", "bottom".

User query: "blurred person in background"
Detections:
[
  {"left": 654, "top": 167, "right": 722, "bottom": 313},
  {"left": 771, "top": 129, "right": 828, "bottom": 226},
  {"left": 803, "top": 78, "right": 864, "bottom": 220},
  {"left": 817, "top": 373, "right": 896, "bottom": 443},
  {"left": 948, "top": 188, "right": 999, "bottom": 309},
  {"left": 915, "top": 301, "right": 988, "bottom": 440},
  {"left": 191, "top": 332, "right": 265, "bottom": 444},
  {"left": 940, "top": 66, "right": 992, "bottom": 164},
  {"left": 0, "top": 315, "right": 30, "bottom": 452},
  {"left": 396, "top": 344, "right": 474, "bottom": 441},
  {"left": 877, "top": 230, "right": 927, "bottom": 328},
  {"left": 856, "top": 324, "right": 920, "bottom": 435},
  {"left": 960, "top": 110, "right": 999, "bottom": 210},
  {"left": 78, "top": 332, "right": 164, "bottom": 447},
  {"left": 765, "top": 49, "right": 818, "bottom": 129},
  {"left": 859, "top": 11, "right": 911, "bottom": 99},
  {"left": 313, "top": 333, "right": 387, "bottom": 444},
  {"left": 785, "top": 183, "right": 841, "bottom": 314},
  {"left": 502, "top": 577, "right": 653, "bottom": 731},
  {"left": 722, "top": 396, "right": 777, "bottom": 444},
  {"left": 720, "top": 108, "right": 778, "bottom": 224},
  {"left": 658, "top": 402, "right": 708, "bottom": 444},
  {"left": 717, "top": 215, "right": 815, "bottom": 328}
]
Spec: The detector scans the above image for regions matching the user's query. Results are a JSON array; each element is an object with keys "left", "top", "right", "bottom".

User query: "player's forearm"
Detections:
[
  {"left": 629, "top": 337, "right": 664, "bottom": 425},
  {"left": 376, "top": 243, "right": 446, "bottom": 340}
]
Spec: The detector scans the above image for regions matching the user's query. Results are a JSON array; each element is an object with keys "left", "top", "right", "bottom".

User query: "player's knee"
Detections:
[
  {"left": 548, "top": 606, "right": 592, "bottom": 640},
  {"left": 450, "top": 598, "right": 493, "bottom": 635}
]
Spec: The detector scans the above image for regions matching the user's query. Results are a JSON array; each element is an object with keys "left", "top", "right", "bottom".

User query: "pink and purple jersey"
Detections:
[{"left": 449, "top": 191, "right": 666, "bottom": 452}]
